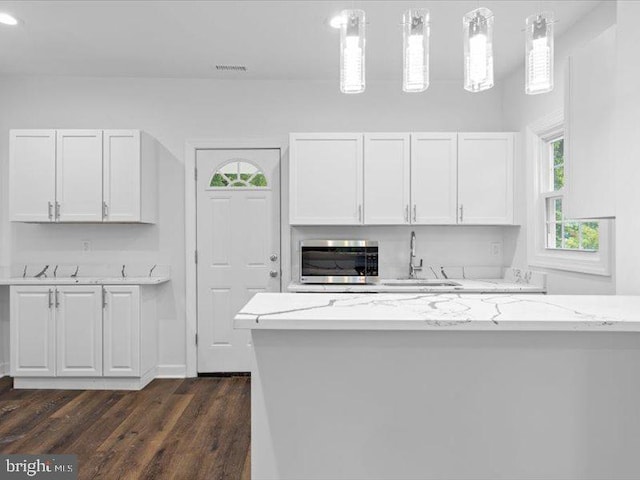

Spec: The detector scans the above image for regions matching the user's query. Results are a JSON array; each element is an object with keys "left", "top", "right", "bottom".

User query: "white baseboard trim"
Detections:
[{"left": 156, "top": 364, "right": 187, "bottom": 378}]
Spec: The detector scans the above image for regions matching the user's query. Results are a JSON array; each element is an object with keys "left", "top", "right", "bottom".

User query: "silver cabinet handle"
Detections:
[
  {"left": 48, "top": 289, "right": 53, "bottom": 309},
  {"left": 102, "top": 201, "right": 109, "bottom": 219},
  {"left": 270, "top": 254, "right": 278, "bottom": 262},
  {"left": 358, "top": 205, "right": 362, "bottom": 223},
  {"left": 413, "top": 205, "right": 417, "bottom": 222},
  {"left": 55, "top": 202, "right": 61, "bottom": 220},
  {"left": 459, "top": 205, "right": 464, "bottom": 223},
  {"left": 269, "top": 270, "right": 278, "bottom": 278},
  {"left": 48, "top": 202, "right": 53, "bottom": 221},
  {"left": 405, "top": 205, "right": 409, "bottom": 223},
  {"left": 55, "top": 289, "right": 60, "bottom": 309}
]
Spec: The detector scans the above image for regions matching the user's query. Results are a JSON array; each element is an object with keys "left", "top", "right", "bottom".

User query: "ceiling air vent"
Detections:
[{"left": 215, "top": 65, "right": 248, "bottom": 72}]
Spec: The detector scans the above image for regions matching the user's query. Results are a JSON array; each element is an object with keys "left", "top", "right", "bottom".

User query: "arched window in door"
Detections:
[{"left": 209, "top": 160, "right": 268, "bottom": 188}]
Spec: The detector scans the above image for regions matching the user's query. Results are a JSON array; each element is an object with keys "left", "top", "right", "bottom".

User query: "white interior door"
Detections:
[{"left": 196, "top": 148, "right": 280, "bottom": 373}]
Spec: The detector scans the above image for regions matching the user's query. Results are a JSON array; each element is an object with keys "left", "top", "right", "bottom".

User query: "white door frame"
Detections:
[{"left": 184, "top": 138, "right": 287, "bottom": 377}]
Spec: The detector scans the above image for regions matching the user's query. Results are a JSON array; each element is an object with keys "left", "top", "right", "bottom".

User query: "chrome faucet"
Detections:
[{"left": 409, "top": 231, "right": 423, "bottom": 279}]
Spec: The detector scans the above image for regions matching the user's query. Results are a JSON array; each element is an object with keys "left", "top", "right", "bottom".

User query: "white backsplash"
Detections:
[{"left": 290, "top": 225, "right": 518, "bottom": 282}]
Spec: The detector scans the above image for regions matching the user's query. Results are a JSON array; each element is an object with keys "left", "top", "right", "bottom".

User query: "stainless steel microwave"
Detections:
[{"left": 299, "top": 240, "right": 379, "bottom": 284}]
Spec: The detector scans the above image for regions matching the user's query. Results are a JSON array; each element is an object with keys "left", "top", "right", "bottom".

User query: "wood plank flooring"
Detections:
[{"left": 0, "top": 376, "right": 251, "bottom": 480}]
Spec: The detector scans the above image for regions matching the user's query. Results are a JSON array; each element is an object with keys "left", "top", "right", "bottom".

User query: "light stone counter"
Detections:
[
  {"left": 0, "top": 276, "right": 170, "bottom": 285},
  {"left": 238, "top": 292, "right": 640, "bottom": 479},
  {"left": 288, "top": 278, "right": 545, "bottom": 294},
  {"left": 236, "top": 292, "right": 639, "bottom": 332}
]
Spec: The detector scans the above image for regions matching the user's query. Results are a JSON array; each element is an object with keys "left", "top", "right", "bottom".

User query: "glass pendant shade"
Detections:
[
  {"left": 463, "top": 8, "right": 494, "bottom": 92},
  {"left": 403, "top": 9, "right": 430, "bottom": 93},
  {"left": 525, "top": 12, "right": 554, "bottom": 95},
  {"left": 340, "top": 9, "right": 366, "bottom": 94}
]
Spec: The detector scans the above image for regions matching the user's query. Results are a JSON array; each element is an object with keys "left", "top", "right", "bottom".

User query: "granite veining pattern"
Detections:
[{"left": 235, "top": 293, "right": 640, "bottom": 332}]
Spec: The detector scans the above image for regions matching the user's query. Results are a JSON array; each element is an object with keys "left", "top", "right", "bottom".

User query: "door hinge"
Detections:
[
  {"left": 195, "top": 250, "right": 198, "bottom": 264},
  {"left": 194, "top": 168, "right": 198, "bottom": 181},
  {"left": 195, "top": 334, "right": 198, "bottom": 346}
]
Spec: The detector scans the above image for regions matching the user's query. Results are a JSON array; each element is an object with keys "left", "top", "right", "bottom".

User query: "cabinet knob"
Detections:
[
  {"left": 269, "top": 270, "right": 278, "bottom": 278},
  {"left": 270, "top": 254, "right": 278, "bottom": 262}
]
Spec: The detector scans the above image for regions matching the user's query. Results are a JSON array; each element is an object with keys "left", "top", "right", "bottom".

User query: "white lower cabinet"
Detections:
[
  {"left": 10, "top": 286, "right": 56, "bottom": 377},
  {"left": 10, "top": 284, "right": 157, "bottom": 389},
  {"left": 103, "top": 286, "right": 141, "bottom": 377},
  {"left": 55, "top": 286, "right": 103, "bottom": 377}
]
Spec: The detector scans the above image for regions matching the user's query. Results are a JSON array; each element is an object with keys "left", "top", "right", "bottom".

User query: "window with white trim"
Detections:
[
  {"left": 541, "top": 136, "right": 600, "bottom": 251},
  {"left": 528, "top": 111, "right": 611, "bottom": 276}
]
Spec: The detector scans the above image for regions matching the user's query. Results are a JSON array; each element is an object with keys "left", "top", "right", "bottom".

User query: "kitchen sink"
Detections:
[{"left": 380, "top": 279, "right": 461, "bottom": 287}]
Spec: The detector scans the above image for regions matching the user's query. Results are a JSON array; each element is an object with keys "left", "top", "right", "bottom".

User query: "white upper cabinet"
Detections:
[
  {"left": 10, "top": 129, "right": 157, "bottom": 223},
  {"left": 103, "top": 130, "right": 157, "bottom": 223},
  {"left": 290, "top": 133, "right": 363, "bottom": 225},
  {"left": 457, "top": 133, "right": 514, "bottom": 225},
  {"left": 289, "top": 132, "right": 515, "bottom": 226},
  {"left": 10, "top": 130, "right": 56, "bottom": 222},
  {"left": 56, "top": 130, "right": 104, "bottom": 222},
  {"left": 411, "top": 133, "right": 458, "bottom": 224},
  {"left": 55, "top": 286, "right": 103, "bottom": 377},
  {"left": 364, "top": 133, "right": 410, "bottom": 225},
  {"left": 565, "top": 26, "right": 616, "bottom": 219}
]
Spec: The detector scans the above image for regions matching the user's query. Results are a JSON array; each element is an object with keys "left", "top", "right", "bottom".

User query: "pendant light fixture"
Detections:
[
  {"left": 340, "top": 9, "right": 366, "bottom": 94},
  {"left": 525, "top": 12, "right": 554, "bottom": 95},
  {"left": 463, "top": 7, "right": 494, "bottom": 92},
  {"left": 402, "top": 9, "right": 430, "bottom": 93}
]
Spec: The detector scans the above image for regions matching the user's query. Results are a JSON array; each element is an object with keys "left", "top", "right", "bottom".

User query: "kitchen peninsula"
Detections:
[{"left": 236, "top": 293, "right": 640, "bottom": 480}]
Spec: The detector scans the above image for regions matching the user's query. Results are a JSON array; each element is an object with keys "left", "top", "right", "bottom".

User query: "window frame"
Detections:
[{"left": 526, "top": 111, "right": 612, "bottom": 276}]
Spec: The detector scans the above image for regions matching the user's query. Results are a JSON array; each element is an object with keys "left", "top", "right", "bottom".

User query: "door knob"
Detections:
[
  {"left": 269, "top": 270, "right": 278, "bottom": 278},
  {"left": 270, "top": 254, "right": 278, "bottom": 262}
]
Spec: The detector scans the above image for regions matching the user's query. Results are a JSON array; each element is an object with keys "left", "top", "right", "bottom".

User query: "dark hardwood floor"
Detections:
[{"left": 0, "top": 376, "right": 251, "bottom": 480}]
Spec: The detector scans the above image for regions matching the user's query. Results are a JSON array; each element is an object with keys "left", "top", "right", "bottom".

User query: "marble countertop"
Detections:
[
  {"left": 0, "top": 276, "right": 170, "bottom": 285},
  {"left": 235, "top": 293, "right": 640, "bottom": 332},
  {"left": 288, "top": 278, "right": 545, "bottom": 294}
]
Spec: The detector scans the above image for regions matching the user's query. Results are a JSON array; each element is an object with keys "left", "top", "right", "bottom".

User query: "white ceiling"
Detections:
[{"left": 0, "top": 0, "right": 601, "bottom": 81}]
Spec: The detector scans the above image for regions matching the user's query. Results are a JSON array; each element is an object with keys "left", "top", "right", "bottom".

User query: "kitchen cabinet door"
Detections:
[
  {"left": 10, "top": 286, "right": 56, "bottom": 377},
  {"left": 564, "top": 26, "right": 616, "bottom": 219},
  {"left": 458, "top": 133, "right": 514, "bottom": 225},
  {"left": 290, "top": 133, "right": 363, "bottom": 225},
  {"left": 56, "top": 130, "right": 103, "bottom": 222},
  {"left": 364, "top": 133, "right": 410, "bottom": 225},
  {"left": 103, "top": 286, "right": 140, "bottom": 377},
  {"left": 103, "top": 130, "right": 141, "bottom": 222},
  {"left": 411, "top": 133, "right": 458, "bottom": 224},
  {"left": 55, "top": 286, "right": 103, "bottom": 377},
  {"left": 9, "top": 130, "right": 56, "bottom": 222}
]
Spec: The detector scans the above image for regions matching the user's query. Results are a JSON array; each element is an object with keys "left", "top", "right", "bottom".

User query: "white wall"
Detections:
[
  {"left": 0, "top": 77, "right": 505, "bottom": 372},
  {"left": 501, "top": 1, "right": 617, "bottom": 295},
  {"left": 614, "top": 1, "right": 640, "bottom": 295}
]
